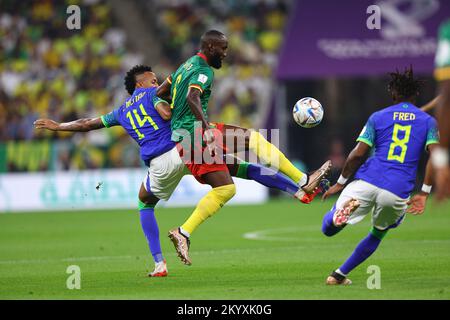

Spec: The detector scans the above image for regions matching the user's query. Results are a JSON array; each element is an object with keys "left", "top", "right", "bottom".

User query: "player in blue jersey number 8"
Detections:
[{"left": 321, "top": 66, "right": 441, "bottom": 285}]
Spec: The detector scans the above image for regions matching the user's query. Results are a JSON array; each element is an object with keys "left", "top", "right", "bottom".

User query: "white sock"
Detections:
[
  {"left": 335, "top": 268, "right": 347, "bottom": 277},
  {"left": 299, "top": 174, "right": 308, "bottom": 187},
  {"left": 179, "top": 226, "right": 190, "bottom": 238}
]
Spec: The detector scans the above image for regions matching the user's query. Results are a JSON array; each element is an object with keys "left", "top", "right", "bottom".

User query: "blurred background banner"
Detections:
[
  {"left": 278, "top": 0, "right": 449, "bottom": 79},
  {"left": 0, "top": 170, "right": 268, "bottom": 212}
]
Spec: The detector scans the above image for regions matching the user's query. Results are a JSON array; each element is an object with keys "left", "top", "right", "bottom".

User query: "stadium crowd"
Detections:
[{"left": 0, "top": 0, "right": 291, "bottom": 171}]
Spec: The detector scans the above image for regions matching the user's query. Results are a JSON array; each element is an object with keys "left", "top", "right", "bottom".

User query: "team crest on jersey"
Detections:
[{"left": 198, "top": 74, "right": 208, "bottom": 84}]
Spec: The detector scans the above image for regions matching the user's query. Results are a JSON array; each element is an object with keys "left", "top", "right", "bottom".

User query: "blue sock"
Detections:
[
  {"left": 339, "top": 230, "right": 385, "bottom": 275},
  {"left": 237, "top": 162, "right": 298, "bottom": 195},
  {"left": 139, "top": 205, "right": 164, "bottom": 263},
  {"left": 322, "top": 205, "right": 344, "bottom": 236}
]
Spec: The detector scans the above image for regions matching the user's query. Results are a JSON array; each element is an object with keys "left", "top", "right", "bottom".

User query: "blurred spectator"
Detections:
[{"left": 0, "top": 0, "right": 144, "bottom": 171}]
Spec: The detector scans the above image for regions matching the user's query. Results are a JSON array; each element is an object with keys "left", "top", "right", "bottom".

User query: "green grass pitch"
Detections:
[{"left": 1, "top": 198, "right": 450, "bottom": 299}]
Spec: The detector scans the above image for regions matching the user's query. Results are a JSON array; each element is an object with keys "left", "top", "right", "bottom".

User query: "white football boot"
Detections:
[{"left": 149, "top": 260, "right": 168, "bottom": 277}]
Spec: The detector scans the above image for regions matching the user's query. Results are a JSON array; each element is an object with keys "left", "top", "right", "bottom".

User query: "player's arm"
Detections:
[
  {"left": 187, "top": 87, "right": 216, "bottom": 156},
  {"left": 186, "top": 87, "right": 209, "bottom": 129},
  {"left": 407, "top": 145, "right": 437, "bottom": 215},
  {"left": 340, "top": 142, "right": 371, "bottom": 179},
  {"left": 323, "top": 115, "right": 376, "bottom": 199},
  {"left": 420, "top": 95, "right": 441, "bottom": 113},
  {"left": 156, "top": 75, "right": 172, "bottom": 102},
  {"left": 34, "top": 117, "right": 104, "bottom": 132},
  {"left": 34, "top": 109, "right": 120, "bottom": 132},
  {"left": 322, "top": 142, "right": 371, "bottom": 200},
  {"left": 154, "top": 98, "right": 171, "bottom": 121}
]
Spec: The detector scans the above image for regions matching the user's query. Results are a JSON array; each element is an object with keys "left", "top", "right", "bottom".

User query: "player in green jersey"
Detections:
[{"left": 157, "top": 30, "right": 331, "bottom": 265}]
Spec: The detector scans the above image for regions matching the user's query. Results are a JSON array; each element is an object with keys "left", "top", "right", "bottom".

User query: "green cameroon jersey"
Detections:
[
  {"left": 168, "top": 53, "right": 214, "bottom": 142},
  {"left": 435, "top": 18, "right": 450, "bottom": 81}
]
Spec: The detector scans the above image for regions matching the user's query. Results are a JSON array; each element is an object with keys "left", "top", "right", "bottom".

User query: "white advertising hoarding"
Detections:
[{"left": 0, "top": 169, "right": 268, "bottom": 212}]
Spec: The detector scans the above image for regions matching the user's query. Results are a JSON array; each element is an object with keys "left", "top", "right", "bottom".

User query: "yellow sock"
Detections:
[
  {"left": 181, "top": 184, "right": 236, "bottom": 235},
  {"left": 249, "top": 131, "right": 304, "bottom": 184}
]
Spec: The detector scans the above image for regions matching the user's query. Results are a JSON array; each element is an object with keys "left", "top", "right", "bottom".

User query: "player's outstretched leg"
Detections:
[
  {"left": 139, "top": 184, "right": 167, "bottom": 277},
  {"left": 220, "top": 124, "right": 332, "bottom": 194},
  {"left": 229, "top": 158, "right": 328, "bottom": 203},
  {"left": 169, "top": 171, "right": 236, "bottom": 265},
  {"left": 322, "top": 199, "right": 360, "bottom": 236},
  {"left": 326, "top": 227, "right": 387, "bottom": 285}
]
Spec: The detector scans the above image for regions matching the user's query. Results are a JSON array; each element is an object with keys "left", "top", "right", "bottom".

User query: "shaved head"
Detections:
[
  {"left": 200, "top": 30, "right": 227, "bottom": 50},
  {"left": 200, "top": 30, "right": 228, "bottom": 69}
]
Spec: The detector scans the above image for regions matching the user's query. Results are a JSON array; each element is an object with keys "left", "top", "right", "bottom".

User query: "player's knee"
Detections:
[
  {"left": 138, "top": 193, "right": 158, "bottom": 208},
  {"left": 214, "top": 183, "right": 236, "bottom": 203},
  {"left": 322, "top": 227, "right": 334, "bottom": 237}
]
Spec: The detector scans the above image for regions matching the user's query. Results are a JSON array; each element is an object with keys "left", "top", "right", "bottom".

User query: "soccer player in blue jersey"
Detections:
[
  {"left": 321, "top": 67, "right": 440, "bottom": 285},
  {"left": 34, "top": 65, "right": 321, "bottom": 277}
]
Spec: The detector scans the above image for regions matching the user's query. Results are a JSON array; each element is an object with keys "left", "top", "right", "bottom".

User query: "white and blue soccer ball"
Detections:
[{"left": 292, "top": 97, "right": 324, "bottom": 128}]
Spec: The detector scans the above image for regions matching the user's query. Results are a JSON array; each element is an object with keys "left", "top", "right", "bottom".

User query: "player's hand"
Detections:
[
  {"left": 406, "top": 192, "right": 428, "bottom": 215},
  {"left": 34, "top": 119, "right": 60, "bottom": 131},
  {"left": 322, "top": 183, "right": 344, "bottom": 200},
  {"left": 434, "top": 166, "right": 450, "bottom": 202},
  {"left": 204, "top": 128, "right": 217, "bottom": 158}
]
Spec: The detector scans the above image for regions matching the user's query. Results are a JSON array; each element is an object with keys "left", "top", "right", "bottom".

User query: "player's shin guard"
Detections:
[
  {"left": 338, "top": 228, "right": 387, "bottom": 275},
  {"left": 139, "top": 200, "right": 164, "bottom": 263},
  {"left": 236, "top": 161, "right": 298, "bottom": 195},
  {"left": 322, "top": 206, "right": 344, "bottom": 236},
  {"left": 181, "top": 184, "right": 236, "bottom": 235},
  {"left": 249, "top": 131, "right": 305, "bottom": 184}
]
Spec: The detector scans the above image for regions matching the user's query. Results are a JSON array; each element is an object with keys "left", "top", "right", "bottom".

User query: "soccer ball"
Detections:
[{"left": 292, "top": 97, "right": 324, "bottom": 128}]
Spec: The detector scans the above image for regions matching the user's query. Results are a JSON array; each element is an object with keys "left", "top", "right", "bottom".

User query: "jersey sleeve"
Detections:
[
  {"left": 100, "top": 109, "right": 120, "bottom": 128},
  {"left": 166, "top": 72, "right": 174, "bottom": 85},
  {"left": 152, "top": 95, "right": 168, "bottom": 108},
  {"left": 188, "top": 67, "right": 214, "bottom": 94},
  {"left": 426, "top": 116, "right": 440, "bottom": 148},
  {"left": 356, "top": 114, "right": 376, "bottom": 147},
  {"left": 434, "top": 19, "right": 450, "bottom": 81}
]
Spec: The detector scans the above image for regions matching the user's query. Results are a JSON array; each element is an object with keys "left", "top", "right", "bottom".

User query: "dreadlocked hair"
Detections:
[
  {"left": 124, "top": 65, "right": 152, "bottom": 95},
  {"left": 388, "top": 66, "right": 423, "bottom": 100}
]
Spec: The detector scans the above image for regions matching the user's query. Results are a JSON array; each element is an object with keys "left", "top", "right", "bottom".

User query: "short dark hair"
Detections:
[
  {"left": 124, "top": 65, "right": 152, "bottom": 95},
  {"left": 388, "top": 66, "right": 423, "bottom": 100}
]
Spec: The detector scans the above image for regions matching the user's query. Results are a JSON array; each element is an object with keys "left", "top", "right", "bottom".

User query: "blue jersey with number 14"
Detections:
[
  {"left": 354, "top": 102, "right": 439, "bottom": 199},
  {"left": 101, "top": 87, "right": 175, "bottom": 165}
]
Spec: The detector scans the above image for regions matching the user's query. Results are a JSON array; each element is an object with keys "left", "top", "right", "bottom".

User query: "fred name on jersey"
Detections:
[
  {"left": 393, "top": 112, "right": 416, "bottom": 121},
  {"left": 126, "top": 91, "right": 146, "bottom": 108}
]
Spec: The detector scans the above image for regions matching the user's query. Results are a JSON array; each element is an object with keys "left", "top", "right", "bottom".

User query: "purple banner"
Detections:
[{"left": 277, "top": 0, "right": 450, "bottom": 79}]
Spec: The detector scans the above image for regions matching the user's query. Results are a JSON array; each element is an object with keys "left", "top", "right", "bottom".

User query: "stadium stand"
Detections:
[{"left": 0, "top": 0, "right": 291, "bottom": 172}]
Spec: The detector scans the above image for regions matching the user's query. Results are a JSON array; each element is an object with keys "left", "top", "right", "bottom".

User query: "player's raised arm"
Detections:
[{"left": 34, "top": 117, "right": 105, "bottom": 132}]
